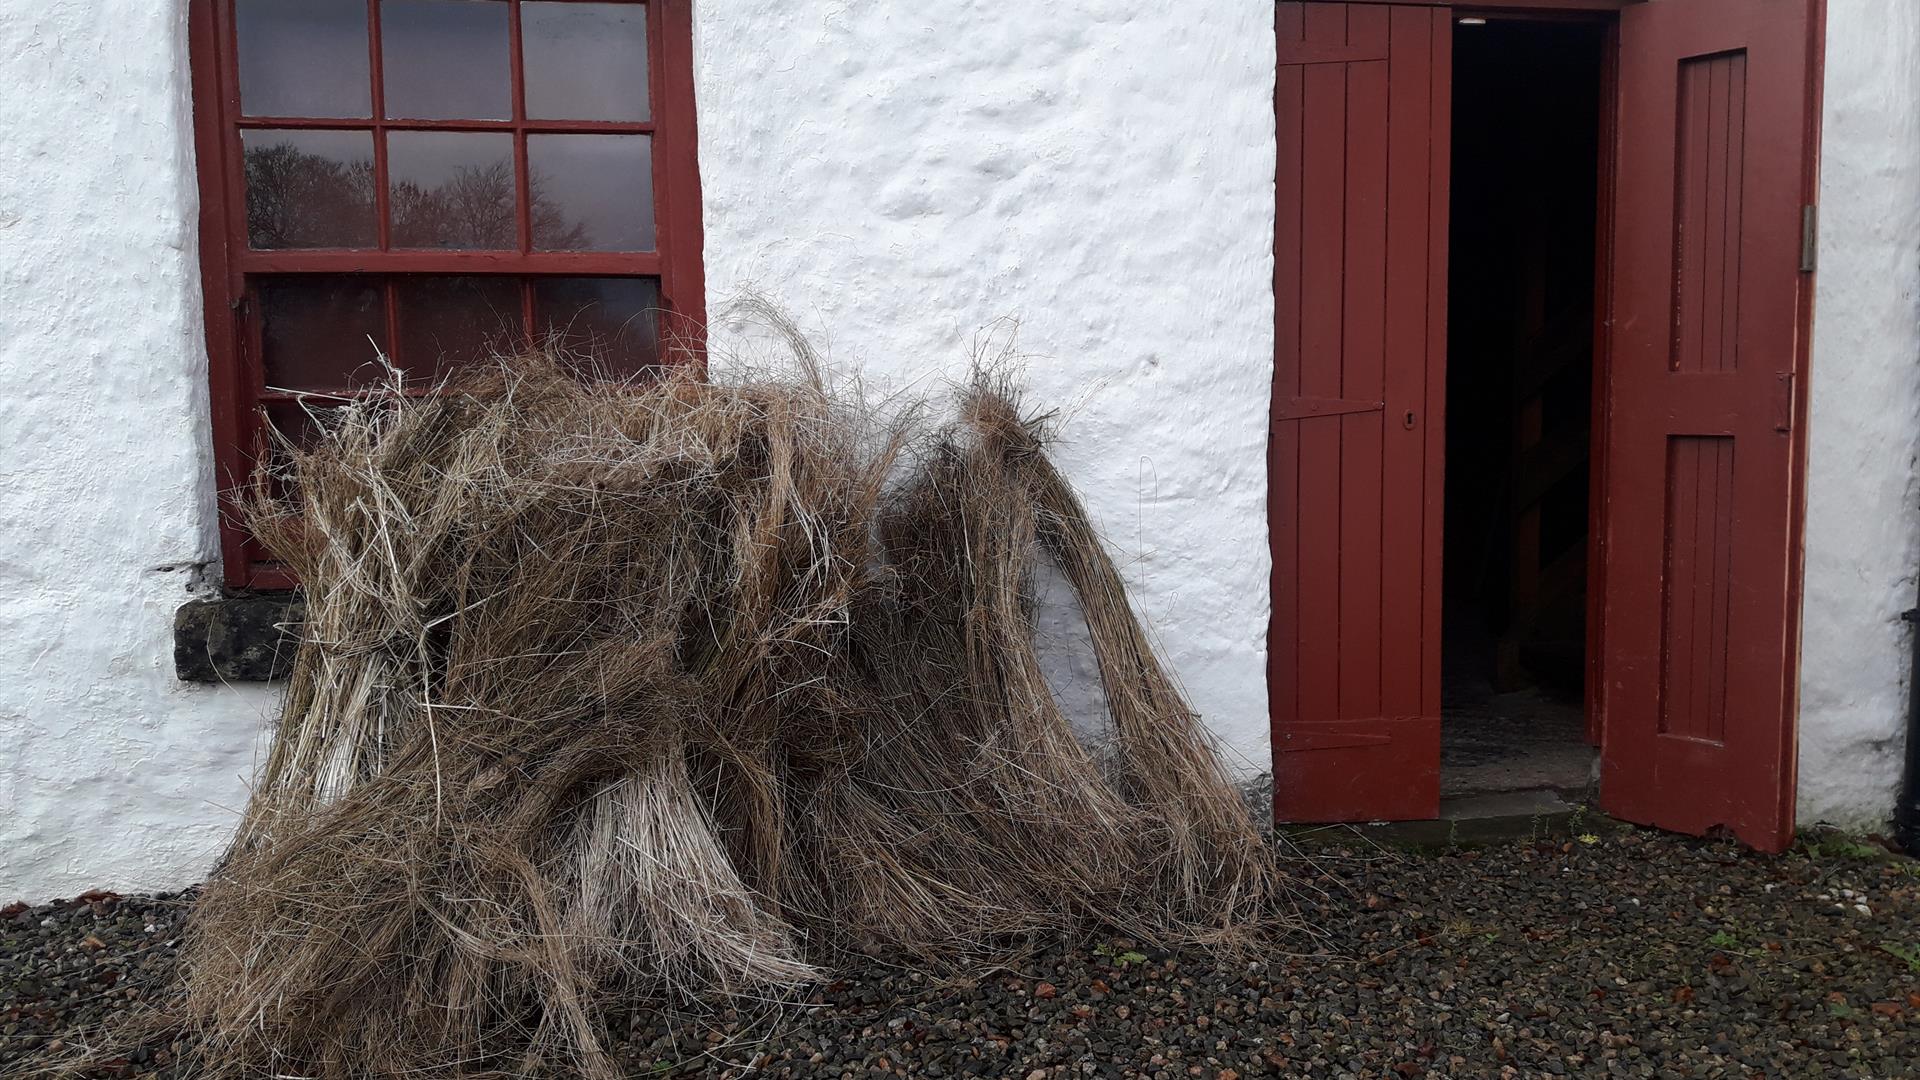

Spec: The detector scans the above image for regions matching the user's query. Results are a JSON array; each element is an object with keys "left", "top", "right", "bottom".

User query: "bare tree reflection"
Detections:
[
  {"left": 244, "top": 142, "right": 376, "bottom": 248},
  {"left": 245, "top": 143, "right": 588, "bottom": 250}
]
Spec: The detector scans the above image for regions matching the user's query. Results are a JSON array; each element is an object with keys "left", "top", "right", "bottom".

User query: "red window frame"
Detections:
[{"left": 187, "top": 0, "right": 704, "bottom": 590}]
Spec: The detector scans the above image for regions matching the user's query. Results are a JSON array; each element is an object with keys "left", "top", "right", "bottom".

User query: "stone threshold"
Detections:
[{"left": 1278, "top": 789, "right": 1634, "bottom": 851}]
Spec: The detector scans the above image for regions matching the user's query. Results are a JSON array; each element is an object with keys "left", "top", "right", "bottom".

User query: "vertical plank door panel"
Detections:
[
  {"left": 1295, "top": 14, "right": 1349, "bottom": 730},
  {"left": 1272, "top": 2, "right": 1449, "bottom": 823},
  {"left": 1419, "top": 16, "right": 1452, "bottom": 715},
  {"left": 1378, "top": 6, "right": 1436, "bottom": 721},
  {"left": 1600, "top": 0, "right": 1815, "bottom": 852},
  {"left": 1338, "top": 7, "right": 1390, "bottom": 724}
]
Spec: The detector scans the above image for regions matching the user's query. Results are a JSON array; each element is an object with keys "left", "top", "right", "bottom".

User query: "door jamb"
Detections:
[
  {"left": 1775, "top": 0, "right": 1827, "bottom": 839},
  {"left": 1585, "top": 18, "right": 1620, "bottom": 748},
  {"left": 1349, "top": 0, "right": 1643, "bottom": 9}
]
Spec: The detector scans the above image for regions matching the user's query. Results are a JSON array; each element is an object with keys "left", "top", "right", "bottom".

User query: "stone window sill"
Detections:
[{"left": 174, "top": 594, "right": 303, "bottom": 683}]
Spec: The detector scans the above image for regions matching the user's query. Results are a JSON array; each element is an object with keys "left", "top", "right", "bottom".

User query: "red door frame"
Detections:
[
  {"left": 1784, "top": 0, "right": 1829, "bottom": 835},
  {"left": 1270, "top": 0, "right": 1825, "bottom": 844},
  {"left": 1351, "top": 0, "right": 1643, "bottom": 8}
]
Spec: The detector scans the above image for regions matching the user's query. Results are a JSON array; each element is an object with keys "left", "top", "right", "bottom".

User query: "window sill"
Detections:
[{"left": 173, "top": 594, "right": 303, "bottom": 683}]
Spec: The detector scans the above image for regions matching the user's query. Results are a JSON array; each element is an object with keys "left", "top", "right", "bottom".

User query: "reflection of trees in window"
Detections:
[
  {"left": 388, "top": 160, "right": 589, "bottom": 250},
  {"left": 244, "top": 142, "right": 376, "bottom": 248},
  {"left": 390, "top": 162, "right": 515, "bottom": 249},
  {"left": 244, "top": 144, "right": 587, "bottom": 250}
]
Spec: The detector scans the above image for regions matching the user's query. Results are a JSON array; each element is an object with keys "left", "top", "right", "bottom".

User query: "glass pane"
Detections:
[
  {"left": 261, "top": 400, "right": 338, "bottom": 455},
  {"left": 522, "top": 2, "right": 650, "bottom": 122},
  {"left": 533, "top": 277, "right": 661, "bottom": 376},
  {"left": 388, "top": 131, "right": 517, "bottom": 249},
  {"left": 394, "top": 276, "right": 524, "bottom": 382},
  {"left": 235, "top": 0, "right": 371, "bottom": 118},
  {"left": 243, "top": 130, "right": 377, "bottom": 249},
  {"left": 528, "top": 135, "right": 653, "bottom": 251},
  {"left": 380, "top": 0, "right": 511, "bottom": 120},
  {"left": 260, "top": 277, "right": 391, "bottom": 391}
]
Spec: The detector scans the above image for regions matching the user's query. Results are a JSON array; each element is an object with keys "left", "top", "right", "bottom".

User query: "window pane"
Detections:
[
  {"left": 533, "top": 277, "right": 661, "bottom": 376},
  {"left": 394, "top": 276, "right": 524, "bottom": 382},
  {"left": 260, "top": 277, "right": 392, "bottom": 391},
  {"left": 243, "top": 130, "right": 377, "bottom": 249},
  {"left": 388, "top": 132, "right": 517, "bottom": 249},
  {"left": 528, "top": 135, "right": 653, "bottom": 251},
  {"left": 261, "top": 401, "right": 339, "bottom": 455},
  {"left": 235, "top": 0, "right": 371, "bottom": 118},
  {"left": 522, "top": 2, "right": 650, "bottom": 122},
  {"left": 380, "top": 0, "right": 511, "bottom": 120}
]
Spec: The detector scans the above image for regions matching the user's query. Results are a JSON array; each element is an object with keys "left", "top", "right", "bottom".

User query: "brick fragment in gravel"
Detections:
[{"left": 6, "top": 832, "right": 1919, "bottom": 1078}]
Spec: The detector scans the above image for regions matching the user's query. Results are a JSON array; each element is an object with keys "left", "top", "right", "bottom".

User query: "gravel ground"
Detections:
[{"left": 6, "top": 829, "right": 1919, "bottom": 1078}]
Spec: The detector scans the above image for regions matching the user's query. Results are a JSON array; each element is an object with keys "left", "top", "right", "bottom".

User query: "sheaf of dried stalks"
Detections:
[{"left": 136, "top": 326, "right": 1282, "bottom": 1078}]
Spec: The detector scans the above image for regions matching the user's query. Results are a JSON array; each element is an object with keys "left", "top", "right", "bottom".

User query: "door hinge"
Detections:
[
  {"left": 1800, "top": 205, "right": 1818, "bottom": 273},
  {"left": 1774, "top": 371, "right": 1797, "bottom": 433}
]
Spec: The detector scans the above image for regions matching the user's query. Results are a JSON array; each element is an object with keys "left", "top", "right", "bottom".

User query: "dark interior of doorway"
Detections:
[{"left": 1442, "top": 19, "right": 1605, "bottom": 801}]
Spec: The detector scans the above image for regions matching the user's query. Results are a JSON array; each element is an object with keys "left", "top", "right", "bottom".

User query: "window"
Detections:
[{"left": 188, "top": 0, "right": 703, "bottom": 589}]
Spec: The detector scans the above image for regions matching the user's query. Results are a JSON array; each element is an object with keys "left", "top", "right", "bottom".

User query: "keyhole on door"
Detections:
[{"left": 1403, "top": 410, "right": 1417, "bottom": 430}]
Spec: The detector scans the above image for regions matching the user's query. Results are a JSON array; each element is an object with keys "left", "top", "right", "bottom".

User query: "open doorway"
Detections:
[
  {"left": 1273, "top": 0, "right": 1815, "bottom": 842},
  {"left": 1442, "top": 18, "right": 1606, "bottom": 801}
]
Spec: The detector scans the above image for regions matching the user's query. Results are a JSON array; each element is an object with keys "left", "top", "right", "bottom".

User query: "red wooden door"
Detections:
[
  {"left": 1271, "top": 2, "right": 1450, "bottom": 822},
  {"left": 1599, "top": 0, "right": 1817, "bottom": 851}
]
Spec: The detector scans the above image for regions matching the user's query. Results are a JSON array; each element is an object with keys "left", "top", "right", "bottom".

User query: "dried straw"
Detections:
[{"left": 133, "top": 328, "right": 1282, "bottom": 1078}]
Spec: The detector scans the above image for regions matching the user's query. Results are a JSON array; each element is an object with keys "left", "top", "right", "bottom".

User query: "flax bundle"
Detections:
[{"left": 148, "top": 335, "right": 1280, "bottom": 1078}]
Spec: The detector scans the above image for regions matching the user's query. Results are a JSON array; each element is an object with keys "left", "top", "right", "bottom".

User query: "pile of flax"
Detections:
[{"left": 158, "top": 342, "right": 1281, "bottom": 1077}]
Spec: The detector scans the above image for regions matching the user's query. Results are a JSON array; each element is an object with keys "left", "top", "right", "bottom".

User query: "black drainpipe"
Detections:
[{"left": 1899, "top": 592, "right": 1920, "bottom": 855}]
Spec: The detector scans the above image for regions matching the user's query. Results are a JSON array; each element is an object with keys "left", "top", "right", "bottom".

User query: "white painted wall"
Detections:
[
  {"left": 2, "top": 0, "right": 1917, "bottom": 900},
  {"left": 1796, "top": 0, "right": 1920, "bottom": 828},
  {"left": 0, "top": 1, "right": 276, "bottom": 903},
  {"left": 693, "top": 1, "right": 1280, "bottom": 780},
  {"left": 0, "top": 0, "right": 1280, "bottom": 903}
]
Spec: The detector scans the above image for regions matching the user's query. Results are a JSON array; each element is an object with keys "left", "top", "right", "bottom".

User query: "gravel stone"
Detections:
[{"left": 5, "top": 831, "right": 1917, "bottom": 1077}]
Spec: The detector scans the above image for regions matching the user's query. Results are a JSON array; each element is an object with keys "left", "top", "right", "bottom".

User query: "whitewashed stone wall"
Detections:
[
  {"left": 0, "top": 0, "right": 1914, "bottom": 900},
  {"left": 692, "top": 0, "right": 1280, "bottom": 779},
  {"left": 1796, "top": 0, "right": 1920, "bottom": 829},
  {"left": 0, "top": 1, "right": 277, "bottom": 902}
]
